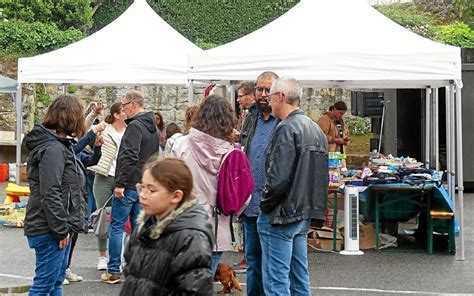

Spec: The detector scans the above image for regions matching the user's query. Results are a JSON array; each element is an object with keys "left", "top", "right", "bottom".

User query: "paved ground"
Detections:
[{"left": 0, "top": 182, "right": 473, "bottom": 295}]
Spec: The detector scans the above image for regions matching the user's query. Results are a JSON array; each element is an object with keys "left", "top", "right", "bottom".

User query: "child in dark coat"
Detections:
[{"left": 119, "top": 157, "right": 214, "bottom": 296}]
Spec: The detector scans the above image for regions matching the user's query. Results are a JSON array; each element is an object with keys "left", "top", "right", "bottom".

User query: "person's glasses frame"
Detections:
[
  {"left": 136, "top": 183, "right": 169, "bottom": 198},
  {"left": 121, "top": 100, "right": 133, "bottom": 107},
  {"left": 255, "top": 87, "right": 271, "bottom": 94}
]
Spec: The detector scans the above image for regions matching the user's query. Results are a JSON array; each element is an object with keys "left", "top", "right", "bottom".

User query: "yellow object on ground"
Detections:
[{"left": 4, "top": 183, "right": 30, "bottom": 204}]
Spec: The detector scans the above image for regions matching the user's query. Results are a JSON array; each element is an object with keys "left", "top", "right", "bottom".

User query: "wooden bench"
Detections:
[{"left": 427, "top": 210, "right": 455, "bottom": 255}]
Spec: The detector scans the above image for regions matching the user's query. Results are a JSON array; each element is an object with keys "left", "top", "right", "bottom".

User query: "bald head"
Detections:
[{"left": 256, "top": 71, "right": 279, "bottom": 84}]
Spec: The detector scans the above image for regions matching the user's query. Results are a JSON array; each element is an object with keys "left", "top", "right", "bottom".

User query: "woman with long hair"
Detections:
[
  {"left": 88, "top": 101, "right": 127, "bottom": 270},
  {"left": 24, "top": 95, "right": 88, "bottom": 296},
  {"left": 171, "top": 95, "right": 237, "bottom": 274}
]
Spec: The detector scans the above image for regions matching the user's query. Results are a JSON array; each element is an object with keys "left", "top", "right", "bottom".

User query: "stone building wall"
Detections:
[{"left": 0, "top": 62, "right": 353, "bottom": 135}]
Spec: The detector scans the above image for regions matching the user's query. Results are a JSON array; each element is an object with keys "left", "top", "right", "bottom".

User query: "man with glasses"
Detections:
[
  {"left": 239, "top": 71, "right": 279, "bottom": 295},
  {"left": 236, "top": 82, "right": 256, "bottom": 130},
  {"left": 259, "top": 77, "right": 328, "bottom": 295},
  {"left": 101, "top": 91, "right": 160, "bottom": 284}
]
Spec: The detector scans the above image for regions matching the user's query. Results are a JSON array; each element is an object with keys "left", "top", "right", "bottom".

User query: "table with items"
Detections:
[{"left": 318, "top": 153, "right": 456, "bottom": 254}]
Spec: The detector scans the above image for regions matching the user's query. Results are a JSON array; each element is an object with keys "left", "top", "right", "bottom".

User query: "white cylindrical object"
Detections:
[{"left": 340, "top": 186, "right": 364, "bottom": 255}]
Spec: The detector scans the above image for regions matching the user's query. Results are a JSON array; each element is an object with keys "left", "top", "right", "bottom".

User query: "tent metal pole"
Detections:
[
  {"left": 15, "top": 84, "right": 22, "bottom": 185},
  {"left": 445, "top": 87, "right": 453, "bottom": 204},
  {"left": 434, "top": 88, "right": 439, "bottom": 170},
  {"left": 425, "top": 88, "right": 431, "bottom": 168},
  {"left": 187, "top": 80, "right": 194, "bottom": 105},
  {"left": 455, "top": 85, "right": 464, "bottom": 261},
  {"left": 449, "top": 85, "right": 456, "bottom": 203},
  {"left": 378, "top": 102, "right": 385, "bottom": 154}
]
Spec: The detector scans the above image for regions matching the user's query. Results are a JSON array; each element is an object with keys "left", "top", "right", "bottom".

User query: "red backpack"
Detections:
[{"left": 216, "top": 147, "right": 255, "bottom": 216}]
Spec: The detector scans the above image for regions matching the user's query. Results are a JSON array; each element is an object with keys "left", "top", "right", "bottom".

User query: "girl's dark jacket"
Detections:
[
  {"left": 23, "top": 124, "right": 88, "bottom": 241},
  {"left": 120, "top": 199, "right": 214, "bottom": 296}
]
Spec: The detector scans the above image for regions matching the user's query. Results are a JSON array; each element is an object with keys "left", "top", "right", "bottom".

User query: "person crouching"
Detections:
[{"left": 119, "top": 157, "right": 214, "bottom": 296}]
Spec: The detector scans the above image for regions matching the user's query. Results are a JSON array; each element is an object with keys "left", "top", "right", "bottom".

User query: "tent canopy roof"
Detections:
[
  {"left": 189, "top": 0, "right": 461, "bottom": 89},
  {"left": 0, "top": 75, "right": 18, "bottom": 93},
  {"left": 18, "top": 0, "right": 202, "bottom": 85}
]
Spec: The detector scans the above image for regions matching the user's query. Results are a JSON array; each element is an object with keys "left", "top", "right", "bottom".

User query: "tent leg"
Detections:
[
  {"left": 433, "top": 88, "right": 439, "bottom": 170},
  {"left": 455, "top": 85, "right": 464, "bottom": 261},
  {"left": 449, "top": 85, "right": 456, "bottom": 204},
  {"left": 187, "top": 80, "right": 194, "bottom": 105},
  {"left": 445, "top": 87, "right": 454, "bottom": 206},
  {"left": 15, "top": 84, "right": 23, "bottom": 185},
  {"left": 425, "top": 88, "right": 431, "bottom": 168}
]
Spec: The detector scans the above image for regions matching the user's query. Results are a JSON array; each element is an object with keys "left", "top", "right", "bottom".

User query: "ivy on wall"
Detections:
[{"left": 92, "top": 0, "right": 299, "bottom": 47}]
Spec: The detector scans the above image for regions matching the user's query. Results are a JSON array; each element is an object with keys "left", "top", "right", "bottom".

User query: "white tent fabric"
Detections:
[
  {"left": 189, "top": 0, "right": 461, "bottom": 88},
  {"left": 0, "top": 75, "right": 18, "bottom": 92},
  {"left": 18, "top": 0, "right": 202, "bottom": 85}
]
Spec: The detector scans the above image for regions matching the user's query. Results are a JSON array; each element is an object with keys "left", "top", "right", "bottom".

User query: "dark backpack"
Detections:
[{"left": 216, "top": 148, "right": 255, "bottom": 216}]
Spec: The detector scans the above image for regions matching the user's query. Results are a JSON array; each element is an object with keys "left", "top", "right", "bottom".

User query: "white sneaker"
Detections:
[
  {"left": 62, "top": 278, "right": 70, "bottom": 285},
  {"left": 97, "top": 256, "right": 108, "bottom": 271},
  {"left": 65, "top": 268, "right": 83, "bottom": 282}
]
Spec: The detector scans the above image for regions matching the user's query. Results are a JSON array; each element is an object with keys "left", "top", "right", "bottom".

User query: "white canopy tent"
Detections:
[
  {"left": 189, "top": 0, "right": 465, "bottom": 259},
  {"left": 0, "top": 75, "right": 21, "bottom": 184},
  {"left": 17, "top": 0, "right": 202, "bottom": 85},
  {"left": 189, "top": 0, "right": 461, "bottom": 88}
]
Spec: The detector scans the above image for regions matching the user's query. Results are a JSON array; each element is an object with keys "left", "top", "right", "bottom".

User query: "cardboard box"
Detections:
[
  {"left": 359, "top": 223, "right": 376, "bottom": 250},
  {"left": 327, "top": 192, "right": 344, "bottom": 211},
  {"left": 20, "top": 164, "right": 27, "bottom": 182},
  {"left": 308, "top": 228, "right": 343, "bottom": 252},
  {"left": 0, "top": 131, "right": 15, "bottom": 142}
]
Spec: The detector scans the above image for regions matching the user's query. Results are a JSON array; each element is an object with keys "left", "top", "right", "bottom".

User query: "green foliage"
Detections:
[
  {"left": 92, "top": 0, "right": 299, "bottom": 47},
  {"left": 67, "top": 85, "right": 78, "bottom": 94},
  {"left": 377, "top": 2, "right": 474, "bottom": 47},
  {"left": 0, "top": 21, "right": 84, "bottom": 57},
  {"left": 345, "top": 116, "right": 371, "bottom": 136},
  {"left": 1, "top": 0, "right": 94, "bottom": 32},
  {"left": 376, "top": 3, "right": 437, "bottom": 28},
  {"left": 35, "top": 85, "right": 52, "bottom": 107},
  {"left": 435, "top": 21, "right": 474, "bottom": 48}
]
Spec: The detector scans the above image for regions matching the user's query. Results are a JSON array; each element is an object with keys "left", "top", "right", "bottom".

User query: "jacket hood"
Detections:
[
  {"left": 187, "top": 128, "right": 233, "bottom": 175},
  {"left": 125, "top": 111, "right": 157, "bottom": 133},
  {"left": 24, "top": 124, "right": 70, "bottom": 151},
  {"left": 136, "top": 199, "right": 213, "bottom": 244}
]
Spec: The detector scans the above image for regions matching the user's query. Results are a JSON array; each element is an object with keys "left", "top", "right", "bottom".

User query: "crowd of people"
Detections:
[{"left": 22, "top": 71, "right": 351, "bottom": 295}]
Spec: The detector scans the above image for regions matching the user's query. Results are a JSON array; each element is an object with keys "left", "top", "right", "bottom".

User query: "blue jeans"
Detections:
[
  {"left": 86, "top": 174, "right": 96, "bottom": 219},
  {"left": 107, "top": 189, "right": 141, "bottom": 274},
  {"left": 242, "top": 216, "right": 264, "bottom": 296},
  {"left": 257, "top": 212, "right": 311, "bottom": 296},
  {"left": 211, "top": 252, "right": 222, "bottom": 275},
  {"left": 27, "top": 233, "right": 71, "bottom": 296}
]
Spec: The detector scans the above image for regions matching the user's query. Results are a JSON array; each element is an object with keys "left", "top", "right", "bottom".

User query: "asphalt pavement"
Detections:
[{"left": 0, "top": 183, "right": 473, "bottom": 295}]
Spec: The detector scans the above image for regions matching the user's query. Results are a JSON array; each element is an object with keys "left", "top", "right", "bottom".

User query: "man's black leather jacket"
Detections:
[{"left": 261, "top": 109, "right": 329, "bottom": 225}]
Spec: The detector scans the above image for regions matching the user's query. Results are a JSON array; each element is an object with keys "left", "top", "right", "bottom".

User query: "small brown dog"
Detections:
[{"left": 214, "top": 263, "right": 242, "bottom": 294}]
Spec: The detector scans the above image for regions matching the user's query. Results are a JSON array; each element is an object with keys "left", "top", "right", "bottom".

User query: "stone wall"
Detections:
[{"left": 0, "top": 62, "right": 353, "bottom": 134}]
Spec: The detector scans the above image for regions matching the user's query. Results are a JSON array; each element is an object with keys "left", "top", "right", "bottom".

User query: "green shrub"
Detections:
[
  {"left": 1, "top": 0, "right": 93, "bottom": 32},
  {"left": 92, "top": 0, "right": 299, "bottom": 47},
  {"left": 345, "top": 116, "right": 371, "bottom": 136},
  {"left": 376, "top": 3, "right": 437, "bottom": 28},
  {"left": 0, "top": 21, "right": 85, "bottom": 57},
  {"left": 435, "top": 21, "right": 474, "bottom": 47},
  {"left": 67, "top": 85, "right": 78, "bottom": 94}
]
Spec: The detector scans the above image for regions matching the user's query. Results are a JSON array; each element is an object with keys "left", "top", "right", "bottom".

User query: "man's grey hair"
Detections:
[
  {"left": 271, "top": 77, "right": 302, "bottom": 105},
  {"left": 123, "top": 90, "right": 144, "bottom": 107}
]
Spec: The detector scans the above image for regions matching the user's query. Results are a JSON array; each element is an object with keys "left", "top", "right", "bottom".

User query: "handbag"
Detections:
[{"left": 90, "top": 195, "right": 113, "bottom": 239}]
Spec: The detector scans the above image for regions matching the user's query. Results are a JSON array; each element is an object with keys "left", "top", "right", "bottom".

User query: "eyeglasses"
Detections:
[
  {"left": 255, "top": 87, "right": 271, "bottom": 94},
  {"left": 264, "top": 92, "right": 281, "bottom": 101},
  {"left": 121, "top": 101, "right": 133, "bottom": 107},
  {"left": 136, "top": 183, "right": 169, "bottom": 198},
  {"left": 237, "top": 93, "right": 252, "bottom": 99}
]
